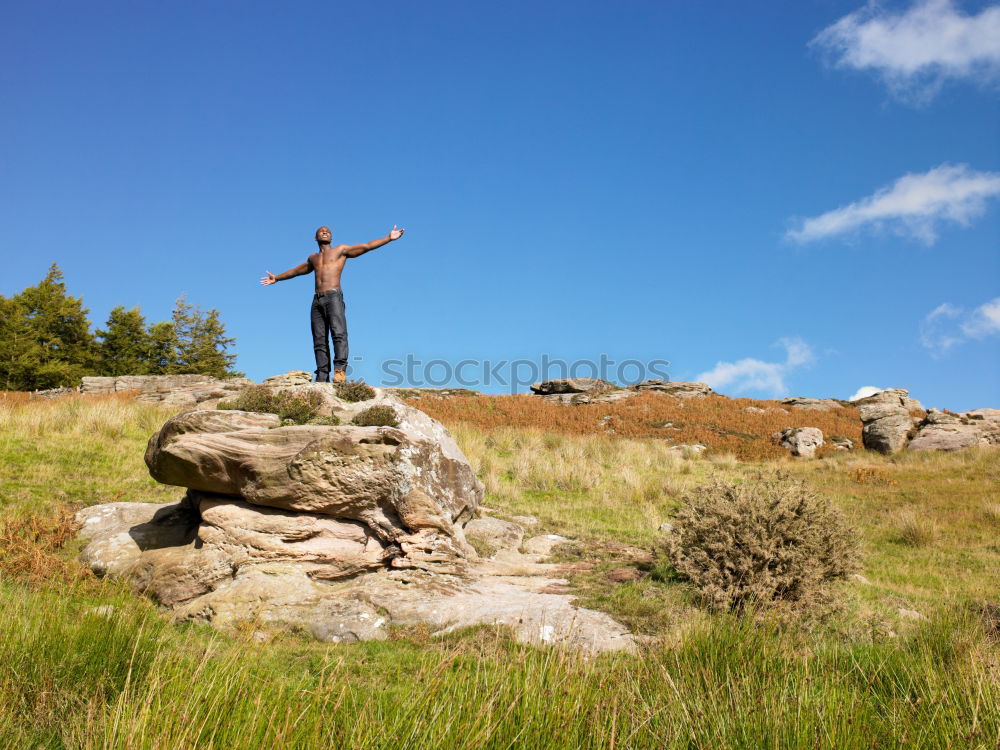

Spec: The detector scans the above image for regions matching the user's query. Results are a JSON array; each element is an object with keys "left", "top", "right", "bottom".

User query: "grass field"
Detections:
[{"left": 0, "top": 393, "right": 997, "bottom": 748}]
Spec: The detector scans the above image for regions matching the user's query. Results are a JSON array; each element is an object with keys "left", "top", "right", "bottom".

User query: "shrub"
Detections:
[
  {"left": 662, "top": 474, "right": 860, "bottom": 613},
  {"left": 306, "top": 415, "right": 341, "bottom": 426},
  {"left": 335, "top": 379, "right": 376, "bottom": 403},
  {"left": 217, "top": 385, "right": 326, "bottom": 425},
  {"left": 352, "top": 405, "right": 400, "bottom": 427}
]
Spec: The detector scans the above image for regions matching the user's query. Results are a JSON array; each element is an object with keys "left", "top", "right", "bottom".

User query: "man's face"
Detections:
[{"left": 315, "top": 226, "right": 332, "bottom": 243}]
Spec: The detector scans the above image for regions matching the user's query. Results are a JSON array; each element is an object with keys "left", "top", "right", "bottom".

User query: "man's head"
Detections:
[{"left": 315, "top": 226, "right": 332, "bottom": 243}]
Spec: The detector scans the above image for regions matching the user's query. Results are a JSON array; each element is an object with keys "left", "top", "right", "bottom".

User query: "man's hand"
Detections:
[
  {"left": 389, "top": 225, "right": 405, "bottom": 241},
  {"left": 260, "top": 271, "right": 277, "bottom": 286}
]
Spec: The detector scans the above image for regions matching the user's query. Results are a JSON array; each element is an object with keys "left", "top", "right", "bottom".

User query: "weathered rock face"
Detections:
[
  {"left": 780, "top": 398, "right": 842, "bottom": 411},
  {"left": 262, "top": 370, "right": 313, "bottom": 387},
  {"left": 531, "top": 379, "right": 713, "bottom": 405},
  {"left": 530, "top": 378, "right": 616, "bottom": 396},
  {"left": 144, "top": 409, "right": 481, "bottom": 566},
  {"left": 908, "top": 408, "right": 1000, "bottom": 452},
  {"left": 77, "top": 501, "right": 635, "bottom": 652},
  {"left": 633, "top": 381, "right": 713, "bottom": 398},
  {"left": 856, "top": 389, "right": 922, "bottom": 454},
  {"left": 772, "top": 427, "right": 824, "bottom": 458}
]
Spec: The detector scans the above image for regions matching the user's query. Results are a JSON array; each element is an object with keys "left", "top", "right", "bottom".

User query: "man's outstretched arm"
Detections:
[
  {"left": 260, "top": 260, "right": 313, "bottom": 286},
  {"left": 343, "top": 225, "right": 405, "bottom": 258}
]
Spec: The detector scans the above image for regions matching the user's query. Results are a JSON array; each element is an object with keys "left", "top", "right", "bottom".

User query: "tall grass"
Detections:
[
  {"left": 1, "top": 581, "right": 996, "bottom": 749},
  {"left": 1, "top": 396, "right": 998, "bottom": 747}
]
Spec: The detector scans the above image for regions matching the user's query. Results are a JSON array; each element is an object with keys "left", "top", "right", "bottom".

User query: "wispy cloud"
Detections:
[
  {"left": 920, "top": 296, "right": 1000, "bottom": 355},
  {"left": 812, "top": 0, "right": 1000, "bottom": 102},
  {"left": 848, "top": 386, "right": 886, "bottom": 401},
  {"left": 785, "top": 164, "right": 1000, "bottom": 244},
  {"left": 696, "top": 338, "right": 814, "bottom": 397}
]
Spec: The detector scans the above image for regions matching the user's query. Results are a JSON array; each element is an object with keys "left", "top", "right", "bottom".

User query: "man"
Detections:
[{"left": 260, "top": 224, "right": 405, "bottom": 383}]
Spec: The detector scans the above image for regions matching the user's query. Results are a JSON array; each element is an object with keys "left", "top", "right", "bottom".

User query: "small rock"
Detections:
[
  {"left": 830, "top": 436, "right": 855, "bottom": 451},
  {"left": 658, "top": 522, "right": 673, "bottom": 533},
  {"left": 897, "top": 607, "right": 926, "bottom": 621},
  {"left": 90, "top": 605, "right": 117, "bottom": 617},
  {"left": 850, "top": 573, "right": 871, "bottom": 585},
  {"left": 251, "top": 631, "right": 271, "bottom": 643}
]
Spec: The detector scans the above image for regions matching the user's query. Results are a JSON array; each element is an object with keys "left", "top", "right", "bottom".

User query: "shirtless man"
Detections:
[{"left": 260, "top": 224, "right": 405, "bottom": 383}]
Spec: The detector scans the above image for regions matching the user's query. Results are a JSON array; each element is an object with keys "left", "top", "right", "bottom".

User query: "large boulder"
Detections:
[
  {"left": 144, "top": 409, "right": 481, "bottom": 566},
  {"left": 772, "top": 427, "right": 824, "bottom": 458},
  {"left": 907, "top": 408, "right": 1000, "bottom": 452},
  {"left": 855, "top": 389, "right": 922, "bottom": 454}
]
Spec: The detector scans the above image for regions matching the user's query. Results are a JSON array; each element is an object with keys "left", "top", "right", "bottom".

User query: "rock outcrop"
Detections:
[
  {"left": 633, "top": 381, "right": 713, "bottom": 398},
  {"left": 77, "top": 388, "right": 635, "bottom": 652},
  {"left": 530, "top": 379, "right": 713, "bottom": 405},
  {"left": 780, "top": 398, "right": 842, "bottom": 411},
  {"left": 907, "top": 408, "right": 1000, "bottom": 452},
  {"left": 79, "top": 374, "right": 254, "bottom": 410},
  {"left": 855, "top": 389, "right": 922, "bottom": 455},
  {"left": 772, "top": 427, "right": 824, "bottom": 458}
]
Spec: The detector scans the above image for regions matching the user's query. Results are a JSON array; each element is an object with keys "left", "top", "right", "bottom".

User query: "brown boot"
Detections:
[{"left": 333, "top": 370, "right": 347, "bottom": 384}]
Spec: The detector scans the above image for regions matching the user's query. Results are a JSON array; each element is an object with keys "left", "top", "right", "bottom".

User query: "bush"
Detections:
[
  {"left": 352, "top": 405, "right": 400, "bottom": 427},
  {"left": 335, "top": 379, "right": 376, "bottom": 403},
  {"left": 217, "top": 386, "right": 326, "bottom": 425},
  {"left": 662, "top": 474, "right": 860, "bottom": 613}
]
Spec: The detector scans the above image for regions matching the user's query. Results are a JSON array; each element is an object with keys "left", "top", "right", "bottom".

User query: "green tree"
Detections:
[
  {"left": 0, "top": 264, "right": 95, "bottom": 390},
  {"left": 96, "top": 306, "right": 155, "bottom": 376},
  {"left": 167, "top": 296, "right": 241, "bottom": 378},
  {"left": 146, "top": 321, "right": 178, "bottom": 375}
]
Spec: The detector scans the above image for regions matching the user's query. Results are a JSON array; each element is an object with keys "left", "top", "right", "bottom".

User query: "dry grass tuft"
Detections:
[
  {"left": 0, "top": 504, "right": 94, "bottom": 588},
  {"left": 406, "top": 393, "right": 862, "bottom": 460},
  {"left": 892, "top": 509, "right": 937, "bottom": 547},
  {"left": 849, "top": 466, "right": 897, "bottom": 485}
]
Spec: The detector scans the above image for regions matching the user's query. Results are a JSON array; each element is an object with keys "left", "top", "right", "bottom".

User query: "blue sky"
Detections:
[{"left": 2, "top": 0, "right": 998, "bottom": 410}]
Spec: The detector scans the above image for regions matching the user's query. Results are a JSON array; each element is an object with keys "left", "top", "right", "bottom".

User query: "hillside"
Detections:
[{"left": 0, "top": 392, "right": 997, "bottom": 747}]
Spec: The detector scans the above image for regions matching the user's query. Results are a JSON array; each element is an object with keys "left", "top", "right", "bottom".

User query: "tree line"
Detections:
[{"left": 0, "top": 264, "right": 241, "bottom": 391}]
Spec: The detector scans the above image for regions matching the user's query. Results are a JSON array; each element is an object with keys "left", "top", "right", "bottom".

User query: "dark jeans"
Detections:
[{"left": 310, "top": 289, "right": 348, "bottom": 381}]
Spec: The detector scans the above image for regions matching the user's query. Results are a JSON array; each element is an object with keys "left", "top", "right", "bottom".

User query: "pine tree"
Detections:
[
  {"left": 168, "top": 296, "right": 241, "bottom": 378},
  {"left": 96, "top": 306, "right": 155, "bottom": 376},
  {"left": 147, "top": 321, "right": 178, "bottom": 375},
  {"left": 0, "top": 264, "right": 95, "bottom": 389}
]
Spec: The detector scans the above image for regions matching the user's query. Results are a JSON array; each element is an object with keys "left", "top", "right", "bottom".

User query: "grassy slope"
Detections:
[{"left": 0, "top": 394, "right": 997, "bottom": 748}]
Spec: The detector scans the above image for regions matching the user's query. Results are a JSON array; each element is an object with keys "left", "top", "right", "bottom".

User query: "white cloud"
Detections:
[
  {"left": 920, "top": 296, "right": 1000, "bottom": 355},
  {"left": 849, "top": 386, "right": 885, "bottom": 401},
  {"left": 785, "top": 164, "right": 1000, "bottom": 244},
  {"left": 961, "top": 296, "right": 1000, "bottom": 338},
  {"left": 812, "top": 0, "right": 1000, "bottom": 102},
  {"left": 696, "top": 337, "right": 814, "bottom": 397}
]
